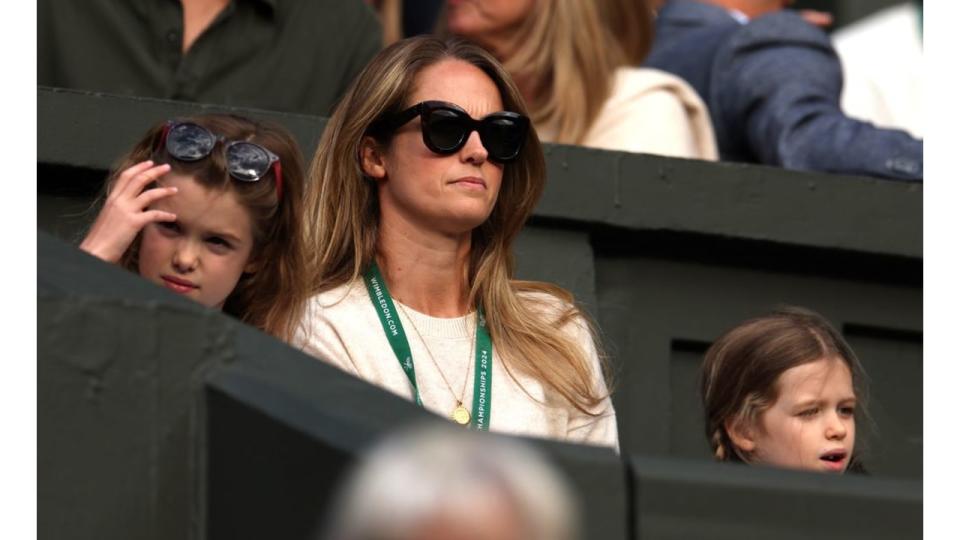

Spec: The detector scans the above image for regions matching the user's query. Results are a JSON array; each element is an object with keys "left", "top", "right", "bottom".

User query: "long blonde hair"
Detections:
[
  {"left": 450, "top": 0, "right": 654, "bottom": 145},
  {"left": 304, "top": 36, "right": 609, "bottom": 414},
  {"left": 94, "top": 114, "right": 310, "bottom": 342}
]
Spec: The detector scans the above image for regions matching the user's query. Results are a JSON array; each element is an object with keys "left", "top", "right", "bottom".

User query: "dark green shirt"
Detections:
[{"left": 38, "top": 0, "right": 382, "bottom": 116}]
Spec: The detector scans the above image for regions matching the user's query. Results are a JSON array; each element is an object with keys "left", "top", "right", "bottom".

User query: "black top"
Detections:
[{"left": 38, "top": 0, "right": 382, "bottom": 116}]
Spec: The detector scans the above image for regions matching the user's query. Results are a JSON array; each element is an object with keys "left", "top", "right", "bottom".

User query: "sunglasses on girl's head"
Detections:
[
  {"left": 373, "top": 100, "right": 530, "bottom": 163},
  {"left": 158, "top": 121, "right": 283, "bottom": 200}
]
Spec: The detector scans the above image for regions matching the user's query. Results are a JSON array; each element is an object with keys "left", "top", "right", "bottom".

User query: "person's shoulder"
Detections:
[
  {"left": 514, "top": 286, "right": 591, "bottom": 332},
  {"left": 607, "top": 67, "right": 707, "bottom": 118},
  {"left": 304, "top": 280, "right": 369, "bottom": 317},
  {"left": 658, "top": 0, "right": 735, "bottom": 27},
  {"left": 613, "top": 67, "right": 701, "bottom": 99},
  {"left": 515, "top": 287, "right": 572, "bottom": 317},
  {"left": 732, "top": 9, "right": 833, "bottom": 50},
  {"left": 715, "top": 10, "right": 838, "bottom": 86},
  {"left": 296, "top": 279, "right": 374, "bottom": 348},
  {"left": 517, "top": 288, "right": 566, "bottom": 304}
]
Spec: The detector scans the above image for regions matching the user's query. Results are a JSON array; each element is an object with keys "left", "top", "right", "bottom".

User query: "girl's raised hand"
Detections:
[{"left": 79, "top": 160, "right": 178, "bottom": 263}]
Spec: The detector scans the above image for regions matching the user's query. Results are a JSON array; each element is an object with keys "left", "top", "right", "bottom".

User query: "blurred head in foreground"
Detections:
[{"left": 322, "top": 425, "right": 579, "bottom": 540}]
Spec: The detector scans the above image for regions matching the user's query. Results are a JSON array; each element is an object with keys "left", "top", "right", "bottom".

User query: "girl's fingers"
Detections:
[
  {"left": 127, "top": 163, "right": 172, "bottom": 197},
  {"left": 112, "top": 160, "right": 156, "bottom": 195},
  {"left": 135, "top": 185, "right": 179, "bottom": 209},
  {"left": 142, "top": 210, "right": 178, "bottom": 224}
]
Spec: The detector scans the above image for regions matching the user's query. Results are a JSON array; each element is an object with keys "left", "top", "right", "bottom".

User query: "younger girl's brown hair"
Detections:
[
  {"left": 95, "top": 113, "right": 309, "bottom": 342},
  {"left": 701, "top": 306, "right": 869, "bottom": 468}
]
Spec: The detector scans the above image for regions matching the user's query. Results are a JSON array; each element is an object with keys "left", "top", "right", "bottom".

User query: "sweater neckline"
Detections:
[{"left": 394, "top": 299, "right": 475, "bottom": 339}]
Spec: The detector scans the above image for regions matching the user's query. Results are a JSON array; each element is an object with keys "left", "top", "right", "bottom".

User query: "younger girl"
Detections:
[
  {"left": 80, "top": 114, "right": 308, "bottom": 342},
  {"left": 701, "top": 307, "right": 868, "bottom": 473}
]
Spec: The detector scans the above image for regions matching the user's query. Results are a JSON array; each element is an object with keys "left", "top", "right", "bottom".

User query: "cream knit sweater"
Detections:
[{"left": 293, "top": 280, "right": 619, "bottom": 450}]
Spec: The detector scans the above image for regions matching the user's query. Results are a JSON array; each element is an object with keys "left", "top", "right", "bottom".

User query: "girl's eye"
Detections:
[
  {"left": 838, "top": 406, "right": 856, "bottom": 417},
  {"left": 798, "top": 408, "right": 820, "bottom": 418},
  {"left": 157, "top": 222, "right": 180, "bottom": 235},
  {"left": 205, "top": 236, "right": 232, "bottom": 251}
]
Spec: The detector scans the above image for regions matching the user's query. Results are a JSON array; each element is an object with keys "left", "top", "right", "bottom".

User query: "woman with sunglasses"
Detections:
[
  {"left": 80, "top": 113, "right": 309, "bottom": 342},
  {"left": 296, "top": 37, "right": 618, "bottom": 449}
]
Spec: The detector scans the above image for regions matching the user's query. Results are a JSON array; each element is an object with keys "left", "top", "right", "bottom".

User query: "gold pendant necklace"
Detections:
[
  {"left": 452, "top": 403, "right": 471, "bottom": 425},
  {"left": 396, "top": 301, "right": 476, "bottom": 426}
]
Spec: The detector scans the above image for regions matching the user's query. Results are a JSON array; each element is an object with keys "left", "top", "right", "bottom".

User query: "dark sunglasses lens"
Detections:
[
  {"left": 226, "top": 142, "right": 271, "bottom": 181},
  {"left": 167, "top": 123, "right": 216, "bottom": 161},
  {"left": 424, "top": 109, "right": 468, "bottom": 152},
  {"left": 481, "top": 116, "right": 526, "bottom": 161}
]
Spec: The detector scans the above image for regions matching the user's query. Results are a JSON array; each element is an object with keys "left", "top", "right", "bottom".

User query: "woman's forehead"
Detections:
[{"left": 409, "top": 59, "right": 504, "bottom": 117}]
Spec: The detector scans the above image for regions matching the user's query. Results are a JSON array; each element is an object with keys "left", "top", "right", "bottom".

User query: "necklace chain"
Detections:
[{"left": 395, "top": 301, "right": 475, "bottom": 406}]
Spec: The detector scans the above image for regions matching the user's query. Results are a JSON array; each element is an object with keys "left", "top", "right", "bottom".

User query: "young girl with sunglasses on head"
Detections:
[
  {"left": 296, "top": 37, "right": 618, "bottom": 449},
  {"left": 701, "top": 307, "right": 868, "bottom": 474},
  {"left": 80, "top": 114, "right": 309, "bottom": 342}
]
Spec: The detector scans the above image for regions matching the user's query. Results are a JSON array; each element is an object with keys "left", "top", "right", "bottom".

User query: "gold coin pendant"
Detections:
[{"left": 452, "top": 405, "right": 471, "bottom": 425}]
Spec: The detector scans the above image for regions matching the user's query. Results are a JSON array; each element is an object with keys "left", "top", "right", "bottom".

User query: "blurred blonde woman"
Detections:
[
  {"left": 295, "top": 36, "right": 618, "bottom": 449},
  {"left": 446, "top": 0, "right": 718, "bottom": 159}
]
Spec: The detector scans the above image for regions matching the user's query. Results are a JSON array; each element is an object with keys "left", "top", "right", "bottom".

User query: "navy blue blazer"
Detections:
[{"left": 646, "top": 0, "right": 922, "bottom": 180}]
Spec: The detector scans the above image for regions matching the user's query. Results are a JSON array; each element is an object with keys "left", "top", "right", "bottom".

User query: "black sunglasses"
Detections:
[
  {"left": 372, "top": 100, "right": 530, "bottom": 163},
  {"left": 158, "top": 121, "right": 283, "bottom": 200}
]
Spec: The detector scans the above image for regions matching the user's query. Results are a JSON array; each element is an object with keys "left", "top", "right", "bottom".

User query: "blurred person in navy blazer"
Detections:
[{"left": 645, "top": 0, "right": 923, "bottom": 180}]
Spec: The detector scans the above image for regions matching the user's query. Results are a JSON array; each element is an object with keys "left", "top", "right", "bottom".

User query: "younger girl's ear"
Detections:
[
  {"left": 724, "top": 418, "right": 757, "bottom": 453},
  {"left": 360, "top": 136, "right": 388, "bottom": 180}
]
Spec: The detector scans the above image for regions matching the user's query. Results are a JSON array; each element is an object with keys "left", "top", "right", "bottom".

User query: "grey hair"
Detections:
[{"left": 321, "top": 424, "right": 579, "bottom": 540}]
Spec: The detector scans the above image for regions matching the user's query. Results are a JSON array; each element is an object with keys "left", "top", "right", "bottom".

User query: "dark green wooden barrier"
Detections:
[{"left": 627, "top": 455, "right": 920, "bottom": 540}]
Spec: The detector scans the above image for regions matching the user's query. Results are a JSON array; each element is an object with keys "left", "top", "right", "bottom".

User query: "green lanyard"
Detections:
[
  {"left": 917, "top": 3, "right": 923, "bottom": 41},
  {"left": 363, "top": 263, "right": 493, "bottom": 430}
]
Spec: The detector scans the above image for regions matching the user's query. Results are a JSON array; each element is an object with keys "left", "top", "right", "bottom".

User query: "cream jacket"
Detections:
[{"left": 541, "top": 66, "right": 718, "bottom": 160}]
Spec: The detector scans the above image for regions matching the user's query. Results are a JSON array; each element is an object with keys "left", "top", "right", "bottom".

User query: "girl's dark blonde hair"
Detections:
[
  {"left": 701, "top": 307, "right": 869, "bottom": 467},
  {"left": 304, "top": 36, "right": 610, "bottom": 415},
  {"left": 96, "top": 113, "right": 309, "bottom": 342}
]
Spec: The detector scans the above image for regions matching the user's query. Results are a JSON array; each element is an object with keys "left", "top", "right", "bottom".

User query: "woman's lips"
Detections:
[
  {"left": 161, "top": 275, "right": 199, "bottom": 294},
  {"left": 451, "top": 176, "right": 486, "bottom": 190}
]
